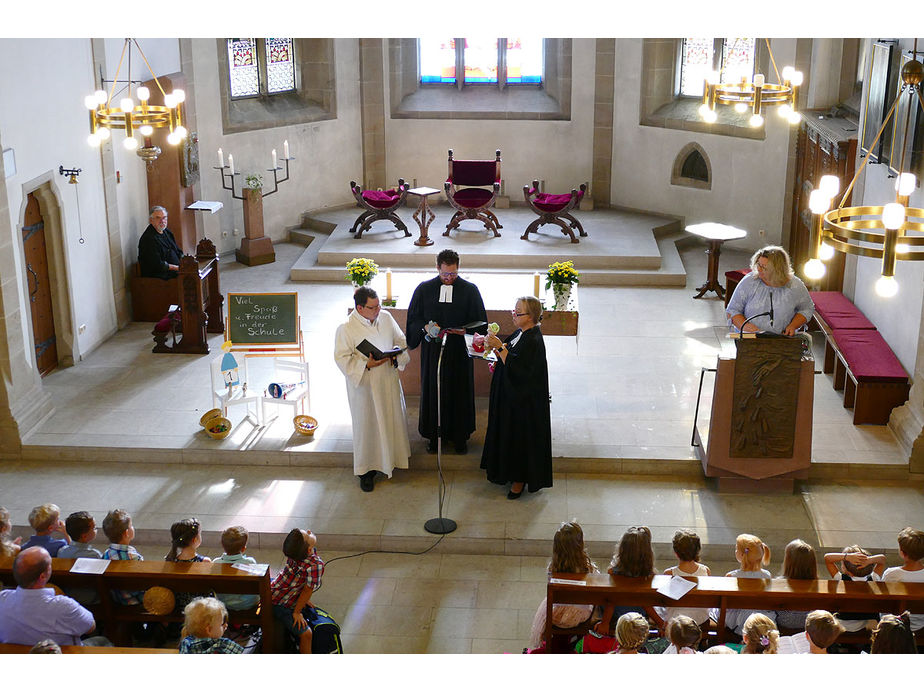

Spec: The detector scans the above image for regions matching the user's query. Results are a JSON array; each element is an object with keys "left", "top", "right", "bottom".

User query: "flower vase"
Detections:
[
  {"left": 552, "top": 283, "right": 572, "bottom": 311},
  {"left": 351, "top": 280, "right": 366, "bottom": 290}
]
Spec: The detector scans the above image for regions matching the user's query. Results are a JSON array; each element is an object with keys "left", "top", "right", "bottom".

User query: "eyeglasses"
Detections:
[
  {"left": 361, "top": 303, "right": 381, "bottom": 311},
  {"left": 439, "top": 272, "right": 458, "bottom": 278},
  {"left": 512, "top": 311, "right": 528, "bottom": 317}
]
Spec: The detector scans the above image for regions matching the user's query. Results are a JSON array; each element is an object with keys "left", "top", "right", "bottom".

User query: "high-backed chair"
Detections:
[
  {"left": 443, "top": 149, "right": 503, "bottom": 238},
  {"left": 521, "top": 181, "right": 588, "bottom": 243},
  {"left": 349, "top": 179, "right": 412, "bottom": 239}
]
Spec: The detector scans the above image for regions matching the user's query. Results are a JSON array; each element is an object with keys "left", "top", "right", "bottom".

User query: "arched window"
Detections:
[
  {"left": 671, "top": 143, "right": 712, "bottom": 190},
  {"left": 679, "top": 38, "right": 756, "bottom": 97},
  {"left": 419, "top": 38, "right": 543, "bottom": 87}
]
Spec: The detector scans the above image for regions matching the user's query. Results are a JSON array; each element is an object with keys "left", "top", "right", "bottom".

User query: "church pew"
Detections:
[
  {"left": 0, "top": 557, "right": 274, "bottom": 652},
  {"left": 544, "top": 573, "right": 924, "bottom": 650},
  {"left": 0, "top": 643, "right": 176, "bottom": 653}
]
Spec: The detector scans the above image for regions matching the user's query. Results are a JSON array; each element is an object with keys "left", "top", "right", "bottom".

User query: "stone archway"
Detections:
[{"left": 671, "top": 142, "right": 712, "bottom": 190}]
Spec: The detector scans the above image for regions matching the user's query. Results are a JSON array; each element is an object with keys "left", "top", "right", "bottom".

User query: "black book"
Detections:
[{"left": 356, "top": 339, "right": 406, "bottom": 361}]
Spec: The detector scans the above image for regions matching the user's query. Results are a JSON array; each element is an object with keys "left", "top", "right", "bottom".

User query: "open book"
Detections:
[{"left": 356, "top": 339, "right": 406, "bottom": 361}]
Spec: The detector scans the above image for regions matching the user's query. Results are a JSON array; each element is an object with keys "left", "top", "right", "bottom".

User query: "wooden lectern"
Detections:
[{"left": 694, "top": 336, "right": 813, "bottom": 493}]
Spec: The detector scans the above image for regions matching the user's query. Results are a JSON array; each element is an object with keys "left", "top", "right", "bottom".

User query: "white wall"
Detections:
[
  {"left": 190, "top": 38, "right": 364, "bottom": 253},
  {"left": 610, "top": 38, "right": 798, "bottom": 251},
  {"left": 384, "top": 40, "right": 595, "bottom": 199}
]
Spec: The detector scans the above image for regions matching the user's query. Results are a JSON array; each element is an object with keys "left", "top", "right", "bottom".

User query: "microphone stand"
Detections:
[{"left": 424, "top": 331, "right": 457, "bottom": 535}]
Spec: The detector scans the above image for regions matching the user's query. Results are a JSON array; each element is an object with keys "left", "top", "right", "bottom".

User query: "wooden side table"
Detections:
[
  {"left": 408, "top": 186, "right": 440, "bottom": 246},
  {"left": 686, "top": 223, "right": 747, "bottom": 299}
]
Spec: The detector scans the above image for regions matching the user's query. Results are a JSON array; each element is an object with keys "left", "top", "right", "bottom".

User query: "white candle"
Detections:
[
  {"left": 386, "top": 269, "right": 393, "bottom": 300},
  {"left": 272, "top": 149, "right": 277, "bottom": 170},
  {"left": 754, "top": 73, "right": 765, "bottom": 87},
  {"left": 218, "top": 148, "right": 224, "bottom": 168},
  {"left": 283, "top": 140, "right": 290, "bottom": 159},
  {"left": 533, "top": 272, "right": 541, "bottom": 297},
  {"left": 228, "top": 154, "right": 234, "bottom": 175}
]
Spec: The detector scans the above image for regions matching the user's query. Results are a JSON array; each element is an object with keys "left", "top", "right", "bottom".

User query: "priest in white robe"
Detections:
[{"left": 334, "top": 286, "right": 411, "bottom": 492}]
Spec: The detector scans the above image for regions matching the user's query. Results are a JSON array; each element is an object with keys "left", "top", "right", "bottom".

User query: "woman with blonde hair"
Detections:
[{"left": 726, "top": 245, "right": 814, "bottom": 336}]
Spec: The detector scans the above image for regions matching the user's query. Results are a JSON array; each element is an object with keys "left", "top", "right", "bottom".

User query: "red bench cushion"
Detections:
[
  {"left": 831, "top": 329, "right": 908, "bottom": 381},
  {"left": 533, "top": 191, "right": 581, "bottom": 213},
  {"left": 725, "top": 268, "right": 750, "bottom": 282},
  {"left": 810, "top": 291, "right": 876, "bottom": 330},
  {"left": 451, "top": 187, "right": 495, "bottom": 208},
  {"left": 361, "top": 189, "right": 401, "bottom": 209}
]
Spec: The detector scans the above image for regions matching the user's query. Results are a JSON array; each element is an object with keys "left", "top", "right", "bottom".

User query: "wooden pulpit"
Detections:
[{"left": 694, "top": 336, "right": 813, "bottom": 492}]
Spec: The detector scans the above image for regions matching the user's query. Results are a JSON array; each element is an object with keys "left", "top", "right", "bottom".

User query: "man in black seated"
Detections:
[{"left": 138, "top": 205, "right": 183, "bottom": 279}]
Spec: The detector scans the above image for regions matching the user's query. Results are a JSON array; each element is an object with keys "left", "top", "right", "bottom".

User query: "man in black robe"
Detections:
[
  {"left": 138, "top": 205, "right": 183, "bottom": 279},
  {"left": 406, "top": 249, "right": 487, "bottom": 454}
]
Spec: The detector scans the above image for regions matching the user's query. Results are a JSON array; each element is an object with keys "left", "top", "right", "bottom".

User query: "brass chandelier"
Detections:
[
  {"left": 803, "top": 42, "right": 924, "bottom": 298},
  {"left": 84, "top": 38, "right": 187, "bottom": 164},
  {"left": 698, "top": 38, "right": 803, "bottom": 127}
]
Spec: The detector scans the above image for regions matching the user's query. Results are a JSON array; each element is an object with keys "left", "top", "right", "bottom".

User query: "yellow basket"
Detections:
[
  {"left": 205, "top": 417, "right": 232, "bottom": 439},
  {"left": 294, "top": 415, "right": 318, "bottom": 436},
  {"left": 199, "top": 408, "right": 222, "bottom": 428}
]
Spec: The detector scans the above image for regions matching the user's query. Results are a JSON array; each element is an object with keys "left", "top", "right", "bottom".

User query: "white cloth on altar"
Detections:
[{"left": 334, "top": 308, "right": 411, "bottom": 476}]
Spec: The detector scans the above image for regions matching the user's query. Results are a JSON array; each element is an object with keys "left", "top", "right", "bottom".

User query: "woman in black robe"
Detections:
[{"left": 480, "top": 295, "right": 552, "bottom": 499}]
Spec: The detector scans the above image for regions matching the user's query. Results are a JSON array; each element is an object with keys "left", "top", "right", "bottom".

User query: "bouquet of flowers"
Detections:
[
  {"left": 545, "top": 260, "right": 580, "bottom": 290},
  {"left": 346, "top": 257, "right": 379, "bottom": 286},
  {"left": 244, "top": 173, "right": 263, "bottom": 190}
]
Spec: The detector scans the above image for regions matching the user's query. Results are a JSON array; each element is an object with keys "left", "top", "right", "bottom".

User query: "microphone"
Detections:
[
  {"left": 769, "top": 291, "right": 774, "bottom": 326},
  {"left": 739, "top": 311, "right": 770, "bottom": 335}
]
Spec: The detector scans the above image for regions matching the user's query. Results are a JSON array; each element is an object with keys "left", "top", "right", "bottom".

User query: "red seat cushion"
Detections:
[
  {"left": 452, "top": 187, "right": 495, "bottom": 208},
  {"left": 810, "top": 291, "right": 876, "bottom": 330},
  {"left": 533, "top": 192, "right": 576, "bottom": 213},
  {"left": 361, "top": 189, "right": 401, "bottom": 209},
  {"left": 725, "top": 268, "right": 750, "bottom": 282},
  {"left": 831, "top": 329, "right": 908, "bottom": 381},
  {"left": 154, "top": 316, "right": 173, "bottom": 333}
]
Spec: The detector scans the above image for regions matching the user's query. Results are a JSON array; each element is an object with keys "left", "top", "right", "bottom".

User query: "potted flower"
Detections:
[
  {"left": 346, "top": 257, "right": 379, "bottom": 288},
  {"left": 244, "top": 172, "right": 263, "bottom": 190},
  {"left": 545, "top": 260, "right": 579, "bottom": 310}
]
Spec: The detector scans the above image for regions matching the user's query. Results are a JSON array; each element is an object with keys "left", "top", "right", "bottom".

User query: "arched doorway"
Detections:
[{"left": 22, "top": 192, "right": 58, "bottom": 375}]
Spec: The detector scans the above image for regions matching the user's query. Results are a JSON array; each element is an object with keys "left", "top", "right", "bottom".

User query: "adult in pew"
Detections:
[
  {"left": 138, "top": 205, "right": 182, "bottom": 279},
  {"left": 726, "top": 246, "right": 814, "bottom": 336},
  {"left": 406, "top": 248, "right": 487, "bottom": 455},
  {"left": 480, "top": 295, "right": 552, "bottom": 499},
  {"left": 0, "top": 547, "right": 110, "bottom": 647},
  {"left": 334, "top": 286, "right": 411, "bottom": 492}
]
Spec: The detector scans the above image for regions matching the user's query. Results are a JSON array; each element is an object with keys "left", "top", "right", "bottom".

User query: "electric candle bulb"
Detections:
[
  {"left": 896, "top": 173, "right": 917, "bottom": 197},
  {"left": 136, "top": 86, "right": 150, "bottom": 102},
  {"left": 84, "top": 94, "right": 97, "bottom": 109},
  {"left": 819, "top": 243, "right": 835, "bottom": 261},
  {"left": 94, "top": 90, "right": 108, "bottom": 105},
  {"left": 819, "top": 175, "right": 840, "bottom": 200},
  {"left": 754, "top": 73, "right": 765, "bottom": 87},
  {"left": 882, "top": 203, "right": 905, "bottom": 230},
  {"left": 749, "top": 113, "right": 764, "bottom": 128},
  {"left": 788, "top": 110, "right": 802, "bottom": 124},
  {"left": 703, "top": 110, "right": 718, "bottom": 123},
  {"left": 735, "top": 102, "right": 748, "bottom": 113},
  {"left": 139, "top": 125, "right": 153, "bottom": 137},
  {"left": 876, "top": 275, "right": 898, "bottom": 297},
  {"left": 803, "top": 258, "right": 826, "bottom": 280},
  {"left": 123, "top": 136, "right": 138, "bottom": 150},
  {"left": 120, "top": 97, "right": 134, "bottom": 113},
  {"left": 97, "top": 127, "right": 110, "bottom": 141}
]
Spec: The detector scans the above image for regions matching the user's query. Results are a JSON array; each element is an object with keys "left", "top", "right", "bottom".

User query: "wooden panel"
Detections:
[{"left": 22, "top": 193, "right": 57, "bottom": 375}]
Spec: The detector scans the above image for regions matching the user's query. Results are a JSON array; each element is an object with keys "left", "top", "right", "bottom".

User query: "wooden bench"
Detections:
[
  {"left": 544, "top": 573, "right": 924, "bottom": 651},
  {"left": 0, "top": 643, "right": 176, "bottom": 653},
  {"left": 0, "top": 556, "right": 275, "bottom": 652},
  {"left": 808, "top": 291, "right": 877, "bottom": 373},
  {"left": 131, "top": 262, "right": 179, "bottom": 322}
]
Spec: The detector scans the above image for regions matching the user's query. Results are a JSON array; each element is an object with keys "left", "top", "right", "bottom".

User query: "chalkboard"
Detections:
[{"left": 227, "top": 292, "right": 298, "bottom": 345}]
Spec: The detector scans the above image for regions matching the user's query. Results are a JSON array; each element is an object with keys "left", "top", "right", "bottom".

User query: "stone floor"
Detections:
[{"left": 3, "top": 210, "right": 922, "bottom": 663}]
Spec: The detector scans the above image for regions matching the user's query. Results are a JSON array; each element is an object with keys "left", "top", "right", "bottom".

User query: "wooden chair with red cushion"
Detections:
[
  {"left": 443, "top": 149, "right": 503, "bottom": 238},
  {"left": 521, "top": 180, "right": 588, "bottom": 243},
  {"left": 349, "top": 179, "right": 412, "bottom": 239}
]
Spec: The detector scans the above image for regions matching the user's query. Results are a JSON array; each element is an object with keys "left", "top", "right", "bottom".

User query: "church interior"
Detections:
[{"left": 2, "top": 22, "right": 924, "bottom": 665}]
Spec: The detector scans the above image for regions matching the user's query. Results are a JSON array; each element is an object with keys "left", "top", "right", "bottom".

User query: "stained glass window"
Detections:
[
  {"left": 419, "top": 38, "right": 542, "bottom": 86},
  {"left": 229, "top": 38, "right": 259, "bottom": 98},
  {"left": 679, "top": 38, "right": 714, "bottom": 97},
  {"left": 464, "top": 38, "right": 499, "bottom": 84},
  {"left": 506, "top": 38, "right": 542, "bottom": 84},
  {"left": 420, "top": 38, "right": 456, "bottom": 84},
  {"left": 680, "top": 38, "right": 757, "bottom": 97},
  {"left": 267, "top": 38, "right": 296, "bottom": 93},
  {"left": 720, "top": 38, "right": 756, "bottom": 84}
]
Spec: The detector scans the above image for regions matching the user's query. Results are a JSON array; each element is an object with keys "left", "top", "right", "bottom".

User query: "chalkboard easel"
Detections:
[{"left": 227, "top": 292, "right": 298, "bottom": 346}]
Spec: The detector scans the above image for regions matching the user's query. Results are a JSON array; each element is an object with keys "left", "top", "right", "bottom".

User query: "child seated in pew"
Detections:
[
  {"left": 658, "top": 529, "right": 711, "bottom": 630},
  {"left": 0, "top": 506, "right": 21, "bottom": 559},
  {"left": 869, "top": 611, "right": 917, "bottom": 654},
  {"left": 880, "top": 527, "right": 924, "bottom": 634},
  {"left": 57, "top": 511, "right": 102, "bottom": 605},
  {"left": 165, "top": 518, "right": 212, "bottom": 611},
  {"left": 741, "top": 613, "right": 779, "bottom": 654},
  {"left": 662, "top": 615, "right": 702, "bottom": 654},
  {"left": 271, "top": 528, "right": 324, "bottom": 654},
  {"left": 610, "top": 612, "right": 650, "bottom": 654},
  {"left": 100, "top": 508, "right": 144, "bottom": 605},
  {"left": 712, "top": 533, "right": 774, "bottom": 636},
  {"left": 777, "top": 609, "right": 845, "bottom": 654},
  {"left": 823, "top": 544, "right": 885, "bottom": 632},
  {"left": 594, "top": 526, "right": 661, "bottom": 635},
  {"left": 20, "top": 503, "right": 69, "bottom": 557},
  {"left": 773, "top": 538, "right": 818, "bottom": 631},
  {"left": 527, "top": 520, "right": 599, "bottom": 651},
  {"left": 179, "top": 597, "right": 244, "bottom": 654},
  {"left": 213, "top": 526, "right": 260, "bottom": 613}
]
